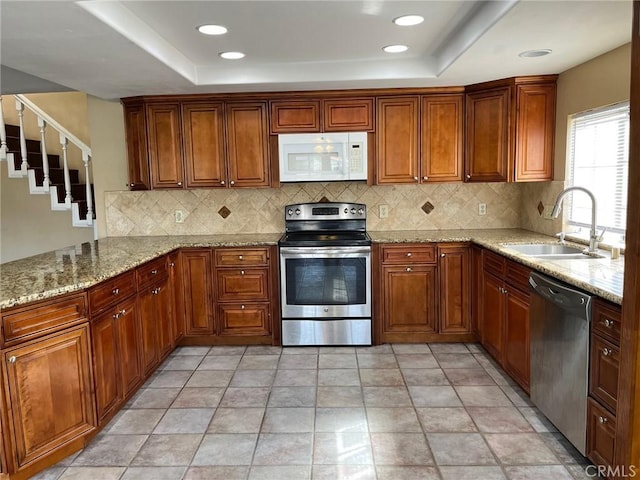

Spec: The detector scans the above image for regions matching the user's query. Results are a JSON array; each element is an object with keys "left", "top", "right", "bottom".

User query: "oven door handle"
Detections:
[{"left": 279, "top": 247, "right": 371, "bottom": 256}]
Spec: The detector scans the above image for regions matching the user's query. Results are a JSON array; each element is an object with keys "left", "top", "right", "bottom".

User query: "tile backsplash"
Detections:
[{"left": 105, "top": 181, "right": 559, "bottom": 237}]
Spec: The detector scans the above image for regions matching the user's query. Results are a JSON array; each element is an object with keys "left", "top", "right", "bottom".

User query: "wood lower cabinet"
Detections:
[
  {"left": 182, "top": 249, "right": 214, "bottom": 336},
  {"left": 3, "top": 324, "right": 95, "bottom": 471},
  {"left": 479, "top": 249, "right": 531, "bottom": 391},
  {"left": 465, "top": 76, "right": 556, "bottom": 183},
  {"left": 169, "top": 252, "right": 185, "bottom": 343},
  {"left": 92, "top": 296, "right": 142, "bottom": 424},
  {"left": 138, "top": 276, "right": 172, "bottom": 374},
  {"left": 587, "top": 398, "right": 617, "bottom": 470},
  {"left": 438, "top": 244, "right": 471, "bottom": 333},
  {"left": 217, "top": 303, "right": 270, "bottom": 337}
]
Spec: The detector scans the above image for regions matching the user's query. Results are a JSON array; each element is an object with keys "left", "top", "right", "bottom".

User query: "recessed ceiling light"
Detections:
[
  {"left": 197, "top": 24, "right": 228, "bottom": 35},
  {"left": 519, "top": 49, "right": 552, "bottom": 58},
  {"left": 393, "top": 15, "right": 424, "bottom": 26},
  {"left": 219, "top": 51, "right": 245, "bottom": 60},
  {"left": 383, "top": 44, "right": 409, "bottom": 53}
]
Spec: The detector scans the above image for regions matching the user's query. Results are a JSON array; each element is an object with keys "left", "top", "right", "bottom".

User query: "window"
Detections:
[{"left": 566, "top": 101, "right": 630, "bottom": 242}]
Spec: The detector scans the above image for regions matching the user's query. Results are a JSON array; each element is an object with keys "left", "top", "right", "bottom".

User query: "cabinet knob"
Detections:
[
  {"left": 602, "top": 347, "right": 611, "bottom": 356},
  {"left": 240, "top": 270, "right": 245, "bottom": 275},
  {"left": 129, "top": 183, "right": 134, "bottom": 187},
  {"left": 241, "top": 304, "right": 245, "bottom": 310},
  {"left": 406, "top": 267, "right": 412, "bottom": 272},
  {"left": 239, "top": 255, "right": 243, "bottom": 260},
  {"left": 423, "top": 176, "right": 428, "bottom": 181},
  {"left": 113, "top": 312, "right": 120, "bottom": 319},
  {"left": 177, "top": 182, "right": 182, "bottom": 186},
  {"left": 151, "top": 269, "right": 158, "bottom": 275},
  {"left": 604, "top": 319, "right": 613, "bottom": 327},
  {"left": 413, "top": 176, "right": 418, "bottom": 181},
  {"left": 112, "top": 288, "right": 120, "bottom": 295},
  {"left": 406, "top": 252, "right": 412, "bottom": 257},
  {"left": 599, "top": 416, "right": 608, "bottom": 424},
  {"left": 221, "top": 180, "right": 226, "bottom": 185},
  {"left": 466, "top": 174, "right": 471, "bottom": 180},
  {"left": 441, "top": 253, "right": 446, "bottom": 257},
  {"left": 230, "top": 180, "right": 235, "bottom": 186},
  {"left": 8, "top": 356, "right": 16, "bottom": 364},
  {"left": 169, "top": 262, "right": 175, "bottom": 267}
]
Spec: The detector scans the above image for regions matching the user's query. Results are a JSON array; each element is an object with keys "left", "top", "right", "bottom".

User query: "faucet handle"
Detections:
[
  {"left": 596, "top": 226, "right": 608, "bottom": 241},
  {"left": 555, "top": 232, "right": 566, "bottom": 244}
]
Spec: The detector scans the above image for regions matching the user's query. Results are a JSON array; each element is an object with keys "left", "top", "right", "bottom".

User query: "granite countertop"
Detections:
[{"left": 1, "top": 229, "right": 624, "bottom": 309}]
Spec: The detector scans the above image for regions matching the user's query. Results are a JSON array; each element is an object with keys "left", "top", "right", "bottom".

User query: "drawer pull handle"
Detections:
[
  {"left": 599, "top": 416, "right": 608, "bottom": 424},
  {"left": 604, "top": 319, "right": 613, "bottom": 327},
  {"left": 241, "top": 304, "right": 245, "bottom": 310},
  {"left": 239, "top": 255, "right": 243, "bottom": 260},
  {"left": 602, "top": 348, "right": 612, "bottom": 357},
  {"left": 151, "top": 269, "right": 158, "bottom": 275},
  {"left": 8, "top": 356, "right": 16, "bottom": 364},
  {"left": 406, "top": 253, "right": 412, "bottom": 257},
  {"left": 112, "top": 288, "right": 120, "bottom": 295},
  {"left": 406, "top": 267, "right": 412, "bottom": 272}
]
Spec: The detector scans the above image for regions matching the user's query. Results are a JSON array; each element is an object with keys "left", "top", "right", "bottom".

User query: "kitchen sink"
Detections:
[{"left": 503, "top": 243, "right": 596, "bottom": 259}]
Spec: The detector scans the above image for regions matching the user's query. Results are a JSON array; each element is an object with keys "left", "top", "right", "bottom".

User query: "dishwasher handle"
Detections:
[{"left": 529, "top": 271, "right": 593, "bottom": 319}]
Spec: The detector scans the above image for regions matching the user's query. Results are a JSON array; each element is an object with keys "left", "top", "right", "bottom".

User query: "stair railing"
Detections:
[{"left": 9, "top": 95, "right": 93, "bottom": 219}]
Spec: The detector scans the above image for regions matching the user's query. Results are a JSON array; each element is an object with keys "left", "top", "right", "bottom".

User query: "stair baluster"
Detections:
[
  {"left": 0, "top": 96, "right": 7, "bottom": 159},
  {"left": 37, "top": 117, "right": 51, "bottom": 189},
  {"left": 15, "top": 100, "right": 28, "bottom": 172},
  {"left": 59, "top": 134, "right": 72, "bottom": 205},
  {"left": 83, "top": 152, "right": 93, "bottom": 220}
]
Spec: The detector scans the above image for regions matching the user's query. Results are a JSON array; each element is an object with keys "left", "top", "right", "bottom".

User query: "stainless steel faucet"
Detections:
[{"left": 551, "top": 186, "right": 605, "bottom": 253}]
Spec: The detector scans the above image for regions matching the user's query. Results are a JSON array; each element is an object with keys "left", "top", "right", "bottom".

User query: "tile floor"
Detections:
[{"left": 36, "top": 343, "right": 599, "bottom": 480}]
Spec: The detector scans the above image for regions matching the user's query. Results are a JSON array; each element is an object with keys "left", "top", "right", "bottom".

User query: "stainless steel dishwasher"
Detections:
[{"left": 529, "top": 271, "right": 593, "bottom": 455}]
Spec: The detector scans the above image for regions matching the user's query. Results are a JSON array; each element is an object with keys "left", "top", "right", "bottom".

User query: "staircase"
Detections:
[{"left": 0, "top": 95, "right": 95, "bottom": 232}]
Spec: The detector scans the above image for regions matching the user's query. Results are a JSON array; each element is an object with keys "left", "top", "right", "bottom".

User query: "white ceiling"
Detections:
[{"left": 0, "top": 0, "right": 632, "bottom": 100}]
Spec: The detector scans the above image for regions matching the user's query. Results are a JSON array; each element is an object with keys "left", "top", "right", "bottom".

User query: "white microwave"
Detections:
[{"left": 278, "top": 132, "right": 368, "bottom": 182}]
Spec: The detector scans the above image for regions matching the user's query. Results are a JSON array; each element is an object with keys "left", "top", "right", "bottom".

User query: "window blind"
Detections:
[{"left": 566, "top": 101, "right": 629, "bottom": 235}]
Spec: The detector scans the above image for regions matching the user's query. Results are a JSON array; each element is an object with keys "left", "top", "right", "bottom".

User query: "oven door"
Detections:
[{"left": 279, "top": 246, "right": 371, "bottom": 319}]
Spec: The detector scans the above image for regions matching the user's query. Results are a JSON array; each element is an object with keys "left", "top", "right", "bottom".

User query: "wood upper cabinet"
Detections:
[
  {"left": 3, "top": 324, "right": 95, "bottom": 470},
  {"left": 421, "top": 95, "right": 464, "bottom": 182},
  {"left": 465, "top": 76, "right": 556, "bottom": 183},
  {"left": 182, "top": 249, "right": 214, "bottom": 335},
  {"left": 182, "top": 102, "right": 226, "bottom": 188},
  {"left": 225, "top": 102, "right": 271, "bottom": 188},
  {"left": 123, "top": 101, "right": 151, "bottom": 190},
  {"left": 437, "top": 244, "right": 470, "bottom": 333},
  {"left": 270, "top": 100, "right": 321, "bottom": 133},
  {"left": 146, "top": 102, "right": 184, "bottom": 188},
  {"left": 465, "top": 87, "right": 511, "bottom": 182},
  {"left": 376, "top": 96, "right": 420, "bottom": 184},
  {"left": 323, "top": 98, "right": 374, "bottom": 132}
]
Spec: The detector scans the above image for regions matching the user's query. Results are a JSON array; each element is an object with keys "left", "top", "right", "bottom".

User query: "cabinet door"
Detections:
[
  {"left": 323, "top": 98, "right": 374, "bottom": 132},
  {"left": 217, "top": 303, "right": 270, "bottom": 336},
  {"left": 155, "top": 279, "right": 174, "bottom": 359},
  {"left": 382, "top": 265, "right": 437, "bottom": 335},
  {"left": 470, "top": 245, "right": 483, "bottom": 338},
  {"left": 587, "top": 398, "right": 616, "bottom": 470},
  {"left": 226, "top": 102, "right": 270, "bottom": 187},
  {"left": 375, "top": 96, "right": 419, "bottom": 184},
  {"left": 589, "top": 335, "right": 619, "bottom": 413},
  {"left": 182, "top": 249, "right": 214, "bottom": 335},
  {"left": 116, "top": 297, "right": 143, "bottom": 397},
  {"left": 123, "top": 102, "right": 150, "bottom": 190},
  {"left": 146, "top": 103, "right": 184, "bottom": 188},
  {"left": 504, "top": 287, "right": 530, "bottom": 392},
  {"left": 421, "top": 95, "right": 464, "bottom": 182},
  {"left": 169, "top": 252, "right": 185, "bottom": 343},
  {"left": 137, "top": 287, "right": 160, "bottom": 375},
  {"left": 465, "top": 87, "right": 510, "bottom": 182},
  {"left": 438, "top": 245, "right": 470, "bottom": 333},
  {"left": 91, "top": 307, "right": 121, "bottom": 424},
  {"left": 182, "top": 102, "right": 226, "bottom": 188},
  {"left": 4, "top": 325, "right": 95, "bottom": 469},
  {"left": 514, "top": 84, "right": 555, "bottom": 182},
  {"left": 270, "top": 100, "right": 321, "bottom": 133},
  {"left": 481, "top": 271, "right": 505, "bottom": 362}
]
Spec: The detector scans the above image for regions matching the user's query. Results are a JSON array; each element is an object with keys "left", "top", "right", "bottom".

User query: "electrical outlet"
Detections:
[
  {"left": 175, "top": 210, "right": 185, "bottom": 223},
  {"left": 543, "top": 204, "right": 554, "bottom": 220},
  {"left": 379, "top": 204, "right": 389, "bottom": 218},
  {"left": 478, "top": 203, "right": 487, "bottom": 216}
]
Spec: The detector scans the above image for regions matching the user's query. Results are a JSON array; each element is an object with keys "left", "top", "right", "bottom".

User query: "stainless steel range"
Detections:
[{"left": 279, "top": 202, "right": 372, "bottom": 346}]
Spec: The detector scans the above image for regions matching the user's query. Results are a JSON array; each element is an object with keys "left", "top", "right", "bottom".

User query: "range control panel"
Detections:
[{"left": 284, "top": 202, "right": 366, "bottom": 221}]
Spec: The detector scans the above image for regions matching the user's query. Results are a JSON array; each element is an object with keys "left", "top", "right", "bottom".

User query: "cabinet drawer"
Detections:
[
  {"left": 592, "top": 298, "right": 621, "bottom": 346},
  {"left": 215, "top": 248, "right": 270, "bottom": 266},
  {"left": 216, "top": 268, "right": 270, "bottom": 302},
  {"left": 589, "top": 334, "right": 619, "bottom": 413},
  {"left": 482, "top": 249, "right": 506, "bottom": 276},
  {"left": 2, "top": 293, "right": 87, "bottom": 346},
  {"left": 505, "top": 260, "right": 531, "bottom": 293},
  {"left": 136, "top": 256, "right": 168, "bottom": 288},
  {"left": 587, "top": 397, "right": 616, "bottom": 470},
  {"left": 217, "top": 303, "right": 271, "bottom": 336},
  {"left": 381, "top": 244, "right": 436, "bottom": 264},
  {"left": 89, "top": 271, "right": 136, "bottom": 315}
]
